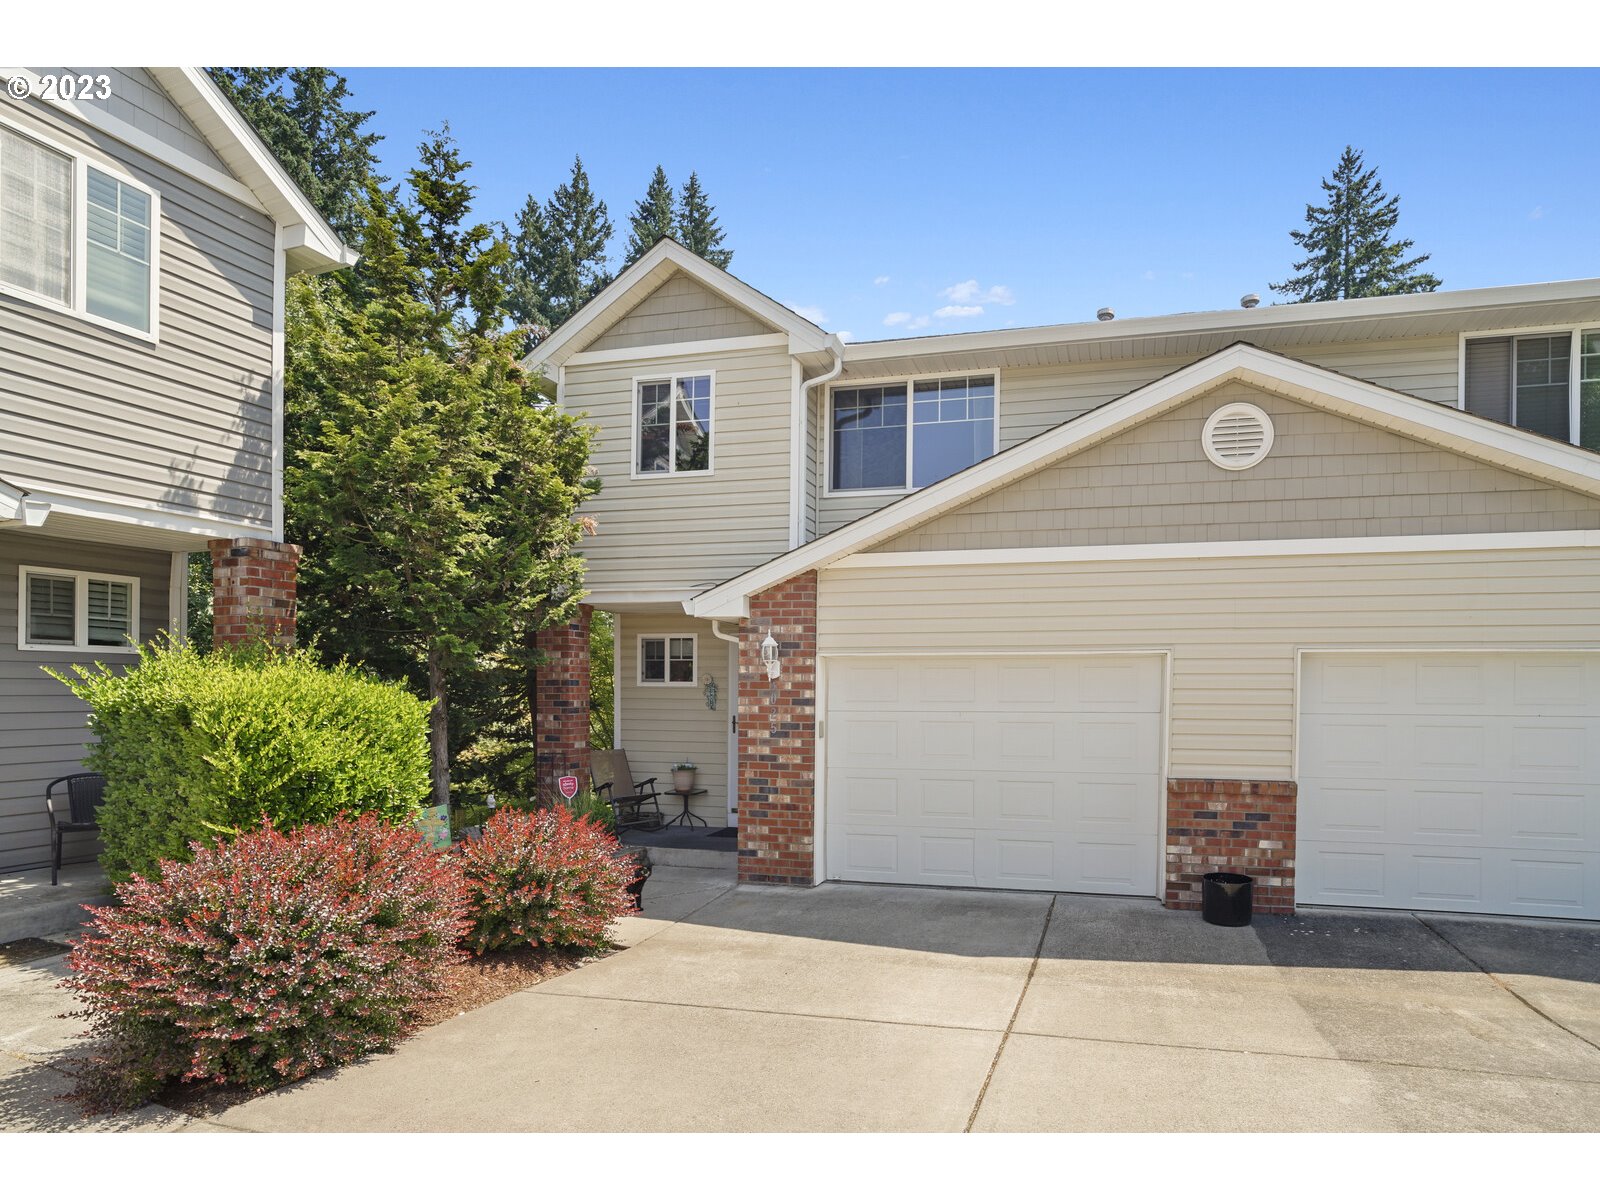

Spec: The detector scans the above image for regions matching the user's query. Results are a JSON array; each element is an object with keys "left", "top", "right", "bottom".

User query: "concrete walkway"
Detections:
[{"left": 6, "top": 865, "right": 1600, "bottom": 1131}]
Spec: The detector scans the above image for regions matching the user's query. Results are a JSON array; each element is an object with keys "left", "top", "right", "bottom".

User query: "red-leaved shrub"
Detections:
[
  {"left": 455, "top": 806, "right": 640, "bottom": 954},
  {"left": 64, "top": 814, "right": 471, "bottom": 1111}
]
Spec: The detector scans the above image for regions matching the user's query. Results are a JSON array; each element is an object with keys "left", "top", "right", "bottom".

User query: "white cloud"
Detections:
[
  {"left": 837, "top": 330, "right": 854, "bottom": 343},
  {"left": 941, "top": 279, "right": 1015, "bottom": 306},
  {"left": 873, "top": 275, "right": 890, "bottom": 286},
  {"left": 1142, "top": 269, "right": 1157, "bottom": 282},
  {"left": 935, "top": 304, "right": 983, "bottom": 319},
  {"left": 793, "top": 304, "right": 827, "bottom": 324},
  {"left": 1530, "top": 205, "right": 1546, "bottom": 220},
  {"left": 884, "top": 311, "right": 929, "bottom": 330}
]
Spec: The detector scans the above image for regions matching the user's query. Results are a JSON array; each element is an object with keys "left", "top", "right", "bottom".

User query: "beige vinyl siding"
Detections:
[
  {"left": 35, "top": 68, "right": 230, "bottom": 171},
  {"left": 875, "top": 382, "right": 1600, "bottom": 553},
  {"left": 0, "top": 99, "right": 276, "bottom": 530},
  {"left": 565, "top": 343, "right": 795, "bottom": 592},
  {"left": 588, "top": 274, "right": 772, "bottom": 352},
  {"left": 0, "top": 531, "right": 173, "bottom": 871},
  {"left": 817, "top": 546, "right": 1600, "bottom": 780},
  {"left": 815, "top": 335, "right": 1463, "bottom": 536},
  {"left": 615, "top": 614, "right": 731, "bottom": 825}
]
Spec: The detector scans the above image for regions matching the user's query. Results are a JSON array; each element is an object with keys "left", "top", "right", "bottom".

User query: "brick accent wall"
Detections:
[
  {"left": 535, "top": 604, "right": 592, "bottom": 798},
  {"left": 736, "top": 572, "right": 818, "bottom": 886},
  {"left": 208, "top": 537, "right": 300, "bottom": 647},
  {"left": 1165, "top": 779, "right": 1298, "bottom": 914}
]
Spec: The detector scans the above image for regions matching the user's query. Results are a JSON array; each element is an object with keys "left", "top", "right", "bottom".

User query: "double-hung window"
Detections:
[
  {"left": 636, "top": 373, "right": 713, "bottom": 475},
  {"left": 1463, "top": 329, "right": 1600, "bottom": 451},
  {"left": 0, "top": 121, "right": 158, "bottom": 337},
  {"left": 639, "top": 635, "right": 695, "bottom": 685},
  {"left": 18, "top": 567, "right": 139, "bottom": 654},
  {"left": 830, "top": 374, "right": 997, "bottom": 492}
]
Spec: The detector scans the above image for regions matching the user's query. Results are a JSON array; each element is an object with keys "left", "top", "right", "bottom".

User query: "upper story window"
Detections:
[
  {"left": 830, "top": 374, "right": 997, "bottom": 492},
  {"left": 18, "top": 566, "right": 139, "bottom": 654},
  {"left": 636, "top": 373, "right": 713, "bottom": 476},
  {"left": 1463, "top": 328, "right": 1600, "bottom": 451},
  {"left": 0, "top": 121, "right": 158, "bottom": 338}
]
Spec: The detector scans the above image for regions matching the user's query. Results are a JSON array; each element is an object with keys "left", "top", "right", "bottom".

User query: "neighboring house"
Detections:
[
  {"left": 0, "top": 68, "right": 351, "bottom": 872},
  {"left": 529, "top": 239, "right": 1600, "bottom": 921}
]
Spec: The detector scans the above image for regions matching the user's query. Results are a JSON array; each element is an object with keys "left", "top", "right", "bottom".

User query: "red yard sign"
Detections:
[{"left": 557, "top": 775, "right": 580, "bottom": 800}]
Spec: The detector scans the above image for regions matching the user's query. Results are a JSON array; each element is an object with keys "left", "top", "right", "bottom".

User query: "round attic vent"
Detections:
[{"left": 1201, "top": 402, "right": 1274, "bottom": 470}]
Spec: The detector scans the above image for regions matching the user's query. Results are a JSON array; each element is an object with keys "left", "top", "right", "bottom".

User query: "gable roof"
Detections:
[
  {"left": 686, "top": 341, "right": 1600, "bottom": 619},
  {"left": 522, "top": 238, "right": 839, "bottom": 372}
]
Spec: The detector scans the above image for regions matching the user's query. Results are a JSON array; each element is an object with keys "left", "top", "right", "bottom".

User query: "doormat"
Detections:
[{"left": 708, "top": 828, "right": 738, "bottom": 839}]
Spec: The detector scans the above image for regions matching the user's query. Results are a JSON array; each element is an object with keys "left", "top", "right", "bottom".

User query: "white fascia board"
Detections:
[
  {"left": 0, "top": 477, "right": 24, "bottom": 521},
  {"left": 524, "top": 239, "right": 835, "bottom": 371},
  {"left": 566, "top": 332, "right": 787, "bottom": 367},
  {"left": 16, "top": 486, "right": 272, "bottom": 542},
  {"left": 833, "top": 530, "right": 1600, "bottom": 571},
  {"left": 685, "top": 342, "right": 1600, "bottom": 619},
  {"left": 845, "top": 277, "right": 1600, "bottom": 363}
]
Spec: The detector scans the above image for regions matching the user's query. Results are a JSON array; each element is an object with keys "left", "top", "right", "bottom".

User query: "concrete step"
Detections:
[
  {"left": 0, "top": 863, "right": 114, "bottom": 944},
  {"left": 638, "top": 846, "right": 738, "bottom": 872}
]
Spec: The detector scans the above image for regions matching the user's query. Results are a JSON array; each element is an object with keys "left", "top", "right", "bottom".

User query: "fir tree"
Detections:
[
  {"left": 504, "top": 155, "right": 614, "bottom": 340},
  {"left": 208, "top": 67, "right": 381, "bottom": 240},
  {"left": 625, "top": 165, "right": 677, "bottom": 265},
  {"left": 675, "top": 171, "right": 732, "bottom": 269},
  {"left": 1272, "top": 146, "right": 1440, "bottom": 303}
]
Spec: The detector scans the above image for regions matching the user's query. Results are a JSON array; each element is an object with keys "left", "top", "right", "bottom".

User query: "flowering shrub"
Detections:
[
  {"left": 455, "top": 806, "right": 639, "bottom": 954},
  {"left": 64, "top": 814, "right": 470, "bottom": 1111}
]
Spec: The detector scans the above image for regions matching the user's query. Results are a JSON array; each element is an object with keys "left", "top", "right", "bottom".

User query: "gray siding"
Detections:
[
  {"left": 818, "top": 546, "right": 1600, "bottom": 780},
  {"left": 0, "top": 530, "right": 174, "bottom": 872},
  {"left": 0, "top": 97, "right": 276, "bottom": 530},
  {"left": 876, "top": 382, "right": 1600, "bottom": 553},
  {"left": 588, "top": 274, "right": 773, "bottom": 352},
  {"left": 815, "top": 335, "right": 1463, "bottom": 536},
  {"left": 36, "top": 68, "right": 230, "bottom": 171}
]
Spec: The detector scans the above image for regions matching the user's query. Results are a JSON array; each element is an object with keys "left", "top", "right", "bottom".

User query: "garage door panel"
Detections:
[
  {"left": 826, "top": 655, "right": 1163, "bottom": 895},
  {"left": 1299, "top": 652, "right": 1600, "bottom": 919}
]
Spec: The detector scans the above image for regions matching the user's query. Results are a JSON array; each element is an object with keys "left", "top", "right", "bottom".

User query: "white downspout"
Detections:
[{"left": 789, "top": 340, "right": 844, "bottom": 549}]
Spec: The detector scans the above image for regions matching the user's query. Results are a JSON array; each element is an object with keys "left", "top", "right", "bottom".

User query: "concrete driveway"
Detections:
[{"left": 6, "top": 865, "right": 1599, "bottom": 1132}]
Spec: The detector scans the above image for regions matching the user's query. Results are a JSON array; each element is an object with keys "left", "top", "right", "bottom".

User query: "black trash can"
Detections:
[{"left": 1201, "top": 872, "right": 1253, "bottom": 927}]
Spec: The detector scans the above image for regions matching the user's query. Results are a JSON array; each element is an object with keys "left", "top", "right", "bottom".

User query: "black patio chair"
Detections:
[
  {"left": 590, "top": 749, "right": 665, "bottom": 832},
  {"left": 45, "top": 772, "right": 107, "bottom": 886}
]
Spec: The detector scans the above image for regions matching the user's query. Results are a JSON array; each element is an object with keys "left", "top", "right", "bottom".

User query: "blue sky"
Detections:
[{"left": 338, "top": 68, "right": 1600, "bottom": 342}]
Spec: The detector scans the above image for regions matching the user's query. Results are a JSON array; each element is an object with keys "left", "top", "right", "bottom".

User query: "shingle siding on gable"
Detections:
[
  {"left": 871, "top": 382, "right": 1600, "bottom": 553},
  {"left": 587, "top": 274, "right": 773, "bottom": 352},
  {"left": 36, "top": 68, "right": 230, "bottom": 172}
]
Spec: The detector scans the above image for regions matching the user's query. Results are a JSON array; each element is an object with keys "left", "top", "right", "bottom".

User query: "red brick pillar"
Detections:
[
  {"left": 1165, "top": 779, "right": 1298, "bottom": 914},
  {"left": 535, "top": 604, "right": 592, "bottom": 799},
  {"left": 208, "top": 537, "right": 300, "bottom": 647},
  {"left": 736, "top": 572, "right": 818, "bottom": 885}
]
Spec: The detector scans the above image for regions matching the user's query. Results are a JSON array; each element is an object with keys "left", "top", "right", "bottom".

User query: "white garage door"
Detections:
[
  {"left": 824, "top": 655, "right": 1163, "bottom": 894},
  {"left": 1299, "top": 652, "right": 1600, "bottom": 919}
]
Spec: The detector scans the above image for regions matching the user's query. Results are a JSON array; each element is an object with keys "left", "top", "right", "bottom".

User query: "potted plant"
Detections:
[{"left": 671, "top": 760, "right": 697, "bottom": 792}]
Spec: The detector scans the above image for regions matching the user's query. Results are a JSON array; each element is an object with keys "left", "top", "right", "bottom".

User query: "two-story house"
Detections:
[
  {"left": 529, "top": 239, "right": 1600, "bottom": 921},
  {"left": 0, "top": 68, "right": 350, "bottom": 873}
]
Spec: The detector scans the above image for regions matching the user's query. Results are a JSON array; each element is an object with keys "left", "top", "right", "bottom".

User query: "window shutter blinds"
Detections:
[
  {"left": 87, "top": 578, "right": 132, "bottom": 646},
  {"left": 0, "top": 127, "right": 72, "bottom": 304},
  {"left": 1464, "top": 337, "right": 1512, "bottom": 424},
  {"left": 27, "top": 575, "right": 75, "bottom": 644},
  {"left": 85, "top": 167, "right": 151, "bottom": 332}
]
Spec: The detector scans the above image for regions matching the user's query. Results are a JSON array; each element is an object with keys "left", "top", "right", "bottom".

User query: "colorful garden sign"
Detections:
[
  {"left": 415, "top": 803, "right": 451, "bottom": 850},
  {"left": 558, "top": 775, "right": 580, "bottom": 800}
]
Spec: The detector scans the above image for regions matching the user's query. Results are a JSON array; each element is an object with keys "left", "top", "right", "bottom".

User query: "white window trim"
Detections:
[
  {"left": 823, "top": 370, "right": 1003, "bottom": 497},
  {"left": 1458, "top": 325, "right": 1595, "bottom": 447},
  {"left": 630, "top": 370, "right": 716, "bottom": 479},
  {"left": 16, "top": 565, "right": 141, "bottom": 655},
  {"left": 0, "top": 112, "right": 161, "bottom": 343},
  {"left": 636, "top": 633, "right": 698, "bottom": 687}
]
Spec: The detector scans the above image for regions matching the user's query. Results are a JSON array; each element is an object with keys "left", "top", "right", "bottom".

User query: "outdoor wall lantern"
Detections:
[{"left": 761, "top": 634, "right": 782, "bottom": 680}]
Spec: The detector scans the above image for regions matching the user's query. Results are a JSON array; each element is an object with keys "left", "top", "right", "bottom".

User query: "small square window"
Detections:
[
  {"left": 19, "top": 567, "right": 138, "bottom": 653},
  {"left": 638, "top": 635, "right": 696, "bottom": 685}
]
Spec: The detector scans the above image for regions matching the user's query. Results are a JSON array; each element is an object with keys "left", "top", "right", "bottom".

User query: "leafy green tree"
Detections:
[
  {"left": 504, "top": 155, "right": 615, "bottom": 341},
  {"left": 1272, "top": 145, "right": 1440, "bottom": 303},
  {"left": 285, "top": 130, "right": 595, "bottom": 805},
  {"left": 675, "top": 171, "right": 732, "bottom": 269},
  {"left": 207, "top": 67, "right": 382, "bottom": 240},
  {"left": 624, "top": 165, "right": 677, "bottom": 265},
  {"left": 589, "top": 609, "right": 615, "bottom": 750}
]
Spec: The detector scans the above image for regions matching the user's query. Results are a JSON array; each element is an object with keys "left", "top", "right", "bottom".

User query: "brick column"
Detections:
[
  {"left": 208, "top": 537, "right": 300, "bottom": 647},
  {"left": 535, "top": 604, "right": 592, "bottom": 799},
  {"left": 1165, "top": 779, "right": 1298, "bottom": 914},
  {"left": 736, "top": 572, "right": 818, "bottom": 885}
]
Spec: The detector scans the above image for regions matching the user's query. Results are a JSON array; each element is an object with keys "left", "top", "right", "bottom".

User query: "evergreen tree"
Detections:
[
  {"left": 675, "top": 171, "right": 732, "bottom": 269},
  {"left": 1272, "top": 146, "right": 1440, "bottom": 303},
  {"left": 208, "top": 67, "right": 381, "bottom": 240},
  {"left": 504, "top": 155, "right": 614, "bottom": 340},
  {"left": 284, "top": 130, "right": 595, "bottom": 806},
  {"left": 624, "top": 165, "right": 677, "bottom": 264}
]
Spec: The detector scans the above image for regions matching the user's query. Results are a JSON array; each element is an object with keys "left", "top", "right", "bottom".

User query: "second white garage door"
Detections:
[{"left": 824, "top": 655, "right": 1164, "bottom": 894}]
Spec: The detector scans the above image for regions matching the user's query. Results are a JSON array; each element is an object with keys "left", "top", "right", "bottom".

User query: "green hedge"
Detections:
[{"left": 50, "top": 641, "right": 431, "bottom": 881}]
